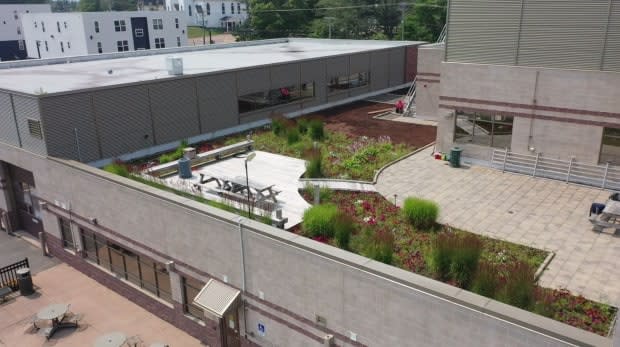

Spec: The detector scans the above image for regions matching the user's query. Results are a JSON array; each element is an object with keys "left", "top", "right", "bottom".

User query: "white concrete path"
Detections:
[
  {"left": 299, "top": 179, "right": 376, "bottom": 192},
  {"left": 376, "top": 146, "right": 620, "bottom": 307}
]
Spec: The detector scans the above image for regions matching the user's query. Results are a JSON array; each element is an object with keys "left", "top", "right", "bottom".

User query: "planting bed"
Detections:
[{"left": 297, "top": 189, "right": 617, "bottom": 336}]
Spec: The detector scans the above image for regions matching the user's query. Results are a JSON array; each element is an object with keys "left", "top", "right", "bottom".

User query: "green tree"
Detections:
[
  {"left": 79, "top": 0, "right": 101, "bottom": 11},
  {"left": 248, "top": 0, "right": 317, "bottom": 38},
  {"left": 52, "top": 0, "right": 79, "bottom": 12},
  {"left": 404, "top": 0, "right": 447, "bottom": 42}
]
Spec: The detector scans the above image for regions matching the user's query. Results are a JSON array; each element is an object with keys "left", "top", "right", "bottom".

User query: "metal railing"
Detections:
[
  {"left": 0, "top": 258, "right": 29, "bottom": 291},
  {"left": 491, "top": 149, "right": 620, "bottom": 191},
  {"left": 404, "top": 76, "right": 417, "bottom": 116},
  {"left": 437, "top": 24, "right": 447, "bottom": 43}
]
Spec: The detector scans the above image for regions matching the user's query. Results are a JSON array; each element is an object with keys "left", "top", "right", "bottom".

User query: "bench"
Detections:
[
  {"left": 589, "top": 214, "right": 620, "bottom": 233},
  {"left": 0, "top": 286, "right": 11, "bottom": 303}
]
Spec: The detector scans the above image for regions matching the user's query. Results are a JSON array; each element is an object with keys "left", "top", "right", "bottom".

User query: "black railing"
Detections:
[{"left": 0, "top": 258, "right": 29, "bottom": 291}]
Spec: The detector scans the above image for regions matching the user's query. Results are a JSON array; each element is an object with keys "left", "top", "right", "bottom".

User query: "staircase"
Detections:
[{"left": 403, "top": 77, "right": 416, "bottom": 117}]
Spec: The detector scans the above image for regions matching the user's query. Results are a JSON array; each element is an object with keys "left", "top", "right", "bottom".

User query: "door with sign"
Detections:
[{"left": 222, "top": 308, "right": 241, "bottom": 347}]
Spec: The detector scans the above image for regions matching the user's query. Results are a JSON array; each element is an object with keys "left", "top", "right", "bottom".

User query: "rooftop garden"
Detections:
[{"left": 297, "top": 189, "right": 617, "bottom": 336}]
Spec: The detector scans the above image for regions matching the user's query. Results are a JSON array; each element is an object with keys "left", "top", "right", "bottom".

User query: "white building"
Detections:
[
  {"left": 0, "top": 4, "right": 51, "bottom": 61},
  {"left": 165, "top": 0, "right": 247, "bottom": 31},
  {"left": 21, "top": 11, "right": 187, "bottom": 59}
]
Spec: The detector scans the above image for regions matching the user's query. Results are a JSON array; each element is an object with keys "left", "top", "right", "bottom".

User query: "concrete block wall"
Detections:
[
  {"left": 415, "top": 44, "right": 444, "bottom": 121},
  {"left": 0, "top": 142, "right": 610, "bottom": 347}
]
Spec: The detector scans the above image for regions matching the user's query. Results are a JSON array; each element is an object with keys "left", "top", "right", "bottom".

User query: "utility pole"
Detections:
[
  {"left": 325, "top": 17, "right": 335, "bottom": 39},
  {"left": 400, "top": 2, "right": 408, "bottom": 41},
  {"left": 202, "top": 11, "right": 206, "bottom": 45}
]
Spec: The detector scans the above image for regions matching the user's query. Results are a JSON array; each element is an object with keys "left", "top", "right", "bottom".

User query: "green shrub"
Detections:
[
  {"left": 302, "top": 204, "right": 339, "bottom": 238},
  {"left": 471, "top": 262, "right": 500, "bottom": 297},
  {"left": 287, "top": 128, "right": 300, "bottom": 144},
  {"left": 334, "top": 214, "right": 354, "bottom": 250},
  {"left": 355, "top": 228, "right": 394, "bottom": 265},
  {"left": 103, "top": 162, "right": 130, "bottom": 177},
  {"left": 498, "top": 261, "right": 536, "bottom": 309},
  {"left": 272, "top": 118, "right": 286, "bottom": 136},
  {"left": 429, "top": 232, "right": 482, "bottom": 286},
  {"left": 297, "top": 119, "right": 309, "bottom": 134},
  {"left": 402, "top": 197, "right": 439, "bottom": 230},
  {"left": 309, "top": 120, "right": 325, "bottom": 141},
  {"left": 305, "top": 149, "right": 323, "bottom": 178},
  {"left": 429, "top": 233, "right": 454, "bottom": 280},
  {"left": 159, "top": 140, "right": 189, "bottom": 164}
]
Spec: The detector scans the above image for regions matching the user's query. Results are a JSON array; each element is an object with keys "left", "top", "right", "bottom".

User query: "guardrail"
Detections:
[
  {"left": 0, "top": 258, "right": 29, "bottom": 291},
  {"left": 491, "top": 148, "right": 620, "bottom": 190}
]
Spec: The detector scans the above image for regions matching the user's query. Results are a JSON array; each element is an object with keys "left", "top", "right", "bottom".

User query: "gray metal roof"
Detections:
[
  {"left": 0, "top": 38, "right": 422, "bottom": 95},
  {"left": 193, "top": 279, "right": 240, "bottom": 318}
]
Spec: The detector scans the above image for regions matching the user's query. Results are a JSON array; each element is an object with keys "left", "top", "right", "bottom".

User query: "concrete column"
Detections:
[
  {"left": 70, "top": 219, "right": 84, "bottom": 254},
  {"left": 38, "top": 231, "right": 47, "bottom": 256},
  {"left": 0, "top": 161, "right": 17, "bottom": 233},
  {"left": 165, "top": 261, "right": 184, "bottom": 304}
]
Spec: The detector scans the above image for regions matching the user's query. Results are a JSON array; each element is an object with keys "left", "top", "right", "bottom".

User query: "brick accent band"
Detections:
[
  {"left": 417, "top": 72, "right": 441, "bottom": 77},
  {"left": 418, "top": 78, "right": 440, "bottom": 84},
  {"left": 246, "top": 303, "right": 324, "bottom": 343}
]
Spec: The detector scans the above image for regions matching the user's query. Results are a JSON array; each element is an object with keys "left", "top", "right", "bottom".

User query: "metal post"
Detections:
[
  {"left": 566, "top": 156, "right": 575, "bottom": 183},
  {"left": 602, "top": 162, "right": 610, "bottom": 189},
  {"left": 532, "top": 152, "right": 540, "bottom": 177},
  {"left": 400, "top": 2, "right": 408, "bottom": 40},
  {"left": 73, "top": 128, "right": 82, "bottom": 162},
  {"left": 245, "top": 161, "right": 251, "bottom": 218},
  {"left": 502, "top": 148, "right": 508, "bottom": 173},
  {"left": 325, "top": 17, "right": 335, "bottom": 39},
  {"left": 202, "top": 12, "right": 206, "bottom": 45}
]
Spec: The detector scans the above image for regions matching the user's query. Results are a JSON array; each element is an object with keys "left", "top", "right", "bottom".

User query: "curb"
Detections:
[
  {"left": 534, "top": 250, "right": 556, "bottom": 283},
  {"left": 372, "top": 142, "right": 436, "bottom": 184}
]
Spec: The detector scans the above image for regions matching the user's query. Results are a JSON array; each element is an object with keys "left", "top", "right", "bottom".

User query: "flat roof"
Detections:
[{"left": 0, "top": 38, "right": 422, "bottom": 95}]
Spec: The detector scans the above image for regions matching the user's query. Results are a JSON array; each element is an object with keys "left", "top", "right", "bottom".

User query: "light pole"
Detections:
[
  {"left": 399, "top": 2, "right": 408, "bottom": 41},
  {"left": 244, "top": 152, "right": 256, "bottom": 218},
  {"left": 325, "top": 17, "right": 335, "bottom": 39}
]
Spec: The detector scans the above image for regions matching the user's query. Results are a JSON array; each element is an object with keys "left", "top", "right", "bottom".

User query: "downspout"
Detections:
[
  {"left": 527, "top": 71, "right": 540, "bottom": 152},
  {"left": 238, "top": 216, "right": 248, "bottom": 339}
]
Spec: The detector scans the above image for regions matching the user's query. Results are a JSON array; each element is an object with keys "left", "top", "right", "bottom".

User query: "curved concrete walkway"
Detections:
[
  {"left": 376, "top": 146, "right": 620, "bottom": 307},
  {"left": 298, "top": 179, "right": 376, "bottom": 192}
]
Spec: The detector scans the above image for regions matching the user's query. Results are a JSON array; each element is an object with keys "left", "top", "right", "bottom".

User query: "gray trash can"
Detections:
[
  {"left": 449, "top": 147, "right": 463, "bottom": 168},
  {"left": 16, "top": 268, "right": 34, "bottom": 296}
]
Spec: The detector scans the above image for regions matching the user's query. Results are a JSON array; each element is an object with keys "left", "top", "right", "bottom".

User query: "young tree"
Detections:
[
  {"left": 79, "top": 0, "right": 101, "bottom": 11},
  {"left": 404, "top": 0, "right": 447, "bottom": 42}
]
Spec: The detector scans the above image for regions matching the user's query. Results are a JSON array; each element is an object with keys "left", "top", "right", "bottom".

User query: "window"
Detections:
[
  {"left": 64, "top": 21, "right": 67, "bottom": 29},
  {"left": 237, "top": 2, "right": 241, "bottom": 13},
  {"left": 328, "top": 72, "right": 370, "bottom": 92},
  {"left": 175, "top": 18, "right": 179, "bottom": 29},
  {"left": 16, "top": 27, "right": 21, "bottom": 35},
  {"left": 67, "top": 41, "right": 70, "bottom": 49},
  {"left": 18, "top": 40, "right": 24, "bottom": 51},
  {"left": 189, "top": 5, "right": 192, "bottom": 16},
  {"left": 97, "top": 42, "right": 102, "bottom": 53},
  {"left": 182, "top": 276, "right": 205, "bottom": 320},
  {"left": 114, "top": 19, "right": 126, "bottom": 32},
  {"left": 206, "top": 3, "right": 210, "bottom": 15},
  {"left": 454, "top": 111, "right": 514, "bottom": 148},
  {"left": 195, "top": 4, "right": 203, "bottom": 14},
  {"left": 59, "top": 217, "right": 75, "bottom": 250},
  {"left": 14, "top": 181, "right": 34, "bottom": 215},
  {"left": 42, "top": 22, "right": 45, "bottom": 32},
  {"left": 13, "top": 11, "right": 18, "bottom": 20},
  {"left": 155, "top": 38, "right": 165, "bottom": 49},
  {"left": 176, "top": 36, "right": 181, "bottom": 47},
  {"left": 135, "top": 28, "right": 144, "bottom": 37},
  {"left": 117, "top": 40, "right": 129, "bottom": 52},
  {"left": 60, "top": 41, "right": 64, "bottom": 53},
  {"left": 57, "top": 21, "right": 61, "bottom": 32},
  {"left": 231, "top": 3, "right": 234, "bottom": 13},
  {"left": 152, "top": 18, "right": 163, "bottom": 30},
  {"left": 34, "top": 21, "right": 37, "bottom": 28},
  {"left": 222, "top": 3, "right": 225, "bottom": 14},
  {"left": 238, "top": 82, "right": 315, "bottom": 114},
  {"left": 94, "top": 21, "right": 99, "bottom": 33},
  {"left": 44, "top": 41, "right": 48, "bottom": 51},
  {"left": 27, "top": 119, "right": 43, "bottom": 139},
  {"left": 79, "top": 229, "right": 172, "bottom": 302},
  {"left": 600, "top": 128, "right": 620, "bottom": 164},
  {"left": 174, "top": 3, "right": 179, "bottom": 10}
]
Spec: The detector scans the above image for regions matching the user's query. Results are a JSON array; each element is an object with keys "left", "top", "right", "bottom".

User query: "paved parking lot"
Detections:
[{"left": 376, "top": 147, "right": 620, "bottom": 307}]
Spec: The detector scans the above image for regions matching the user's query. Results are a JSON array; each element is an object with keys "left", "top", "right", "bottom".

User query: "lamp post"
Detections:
[
  {"left": 399, "top": 2, "right": 408, "bottom": 41},
  {"left": 325, "top": 17, "right": 335, "bottom": 39},
  {"left": 244, "top": 152, "right": 256, "bottom": 218}
]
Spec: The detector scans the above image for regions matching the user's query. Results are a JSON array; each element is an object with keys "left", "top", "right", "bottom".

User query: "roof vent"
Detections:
[{"left": 166, "top": 56, "right": 183, "bottom": 76}]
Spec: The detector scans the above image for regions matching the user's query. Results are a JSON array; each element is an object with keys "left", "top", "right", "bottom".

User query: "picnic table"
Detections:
[
  {"left": 589, "top": 198, "right": 620, "bottom": 233},
  {"left": 94, "top": 332, "right": 127, "bottom": 347},
  {"left": 199, "top": 172, "right": 279, "bottom": 203},
  {"left": 36, "top": 303, "right": 77, "bottom": 339}
]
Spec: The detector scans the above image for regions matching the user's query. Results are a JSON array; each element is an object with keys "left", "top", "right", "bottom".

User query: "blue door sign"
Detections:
[{"left": 258, "top": 322, "right": 265, "bottom": 337}]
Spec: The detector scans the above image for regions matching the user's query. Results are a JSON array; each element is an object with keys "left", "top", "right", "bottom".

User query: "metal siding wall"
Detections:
[
  {"left": 12, "top": 95, "right": 47, "bottom": 155},
  {"left": 446, "top": 0, "right": 522, "bottom": 64},
  {"left": 370, "top": 50, "right": 389, "bottom": 90},
  {"left": 603, "top": 1, "right": 620, "bottom": 71},
  {"left": 40, "top": 94, "right": 101, "bottom": 162},
  {"left": 518, "top": 0, "right": 608, "bottom": 70},
  {"left": 149, "top": 79, "right": 200, "bottom": 144},
  {"left": 300, "top": 60, "right": 326, "bottom": 107},
  {"left": 93, "top": 86, "right": 154, "bottom": 158},
  {"left": 388, "top": 48, "right": 405, "bottom": 86},
  {"left": 237, "top": 68, "right": 270, "bottom": 95},
  {"left": 349, "top": 53, "right": 370, "bottom": 73},
  {"left": 326, "top": 56, "right": 349, "bottom": 102},
  {"left": 270, "top": 63, "right": 300, "bottom": 89},
  {"left": 197, "top": 73, "right": 239, "bottom": 133},
  {"left": 0, "top": 92, "right": 19, "bottom": 146}
]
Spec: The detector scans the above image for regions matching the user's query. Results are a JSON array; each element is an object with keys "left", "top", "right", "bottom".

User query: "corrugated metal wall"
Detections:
[
  {"left": 0, "top": 92, "right": 20, "bottom": 147},
  {"left": 149, "top": 79, "right": 200, "bottom": 144},
  {"left": 446, "top": 0, "right": 620, "bottom": 71},
  {"left": 12, "top": 95, "right": 47, "bottom": 155},
  {"left": 197, "top": 73, "right": 239, "bottom": 133}
]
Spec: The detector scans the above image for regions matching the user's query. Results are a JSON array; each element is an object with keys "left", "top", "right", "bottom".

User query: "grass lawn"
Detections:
[
  {"left": 298, "top": 189, "right": 617, "bottom": 336},
  {"left": 187, "top": 26, "right": 225, "bottom": 38}
]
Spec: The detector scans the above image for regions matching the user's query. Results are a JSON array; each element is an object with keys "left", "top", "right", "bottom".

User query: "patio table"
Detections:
[
  {"left": 36, "top": 303, "right": 77, "bottom": 339},
  {"left": 94, "top": 332, "right": 127, "bottom": 347}
]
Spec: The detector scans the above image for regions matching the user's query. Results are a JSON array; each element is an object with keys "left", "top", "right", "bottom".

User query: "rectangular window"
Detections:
[
  {"left": 135, "top": 28, "right": 144, "bottom": 37},
  {"left": 16, "top": 27, "right": 21, "bottom": 35},
  {"left": 94, "top": 21, "right": 99, "bottom": 33},
  {"left": 60, "top": 42, "right": 64, "bottom": 53},
  {"left": 600, "top": 128, "right": 620, "bottom": 164},
  {"left": 80, "top": 228, "right": 100, "bottom": 264},
  {"left": 34, "top": 21, "right": 38, "bottom": 28},
  {"left": 238, "top": 82, "right": 315, "bottom": 114},
  {"left": 237, "top": 3, "right": 241, "bottom": 13},
  {"left": 207, "top": 3, "right": 210, "bottom": 15},
  {"left": 64, "top": 21, "right": 67, "bottom": 29},
  {"left": 114, "top": 19, "right": 126, "bottom": 32},
  {"left": 231, "top": 3, "right": 234, "bottom": 13},
  {"left": 328, "top": 72, "right": 370, "bottom": 92},
  {"left": 18, "top": 40, "right": 24, "bottom": 51},
  {"left": 42, "top": 22, "right": 45, "bottom": 32},
  {"left": 117, "top": 40, "right": 129, "bottom": 52},
  {"left": 222, "top": 3, "right": 225, "bottom": 14},
  {"left": 177, "top": 36, "right": 181, "bottom": 47},
  {"left": 155, "top": 38, "right": 165, "bottom": 49},
  {"left": 59, "top": 218, "right": 74, "bottom": 250},
  {"left": 57, "top": 21, "right": 61, "bottom": 33},
  {"left": 67, "top": 41, "right": 71, "bottom": 49},
  {"left": 44, "top": 41, "right": 48, "bottom": 51},
  {"left": 182, "top": 276, "right": 205, "bottom": 320},
  {"left": 175, "top": 18, "right": 179, "bottom": 29},
  {"left": 454, "top": 111, "right": 514, "bottom": 149},
  {"left": 27, "top": 119, "right": 43, "bottom": 139},
  {"left": 152, "top": 18, "right": 163, "bottom": 30},
  {"left": 97, "top": 42, "right": 102, "bottom": 53}
]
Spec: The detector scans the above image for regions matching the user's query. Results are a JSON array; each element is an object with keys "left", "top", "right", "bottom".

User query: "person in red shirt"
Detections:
[{"left": 395, "top": 100, "right": 404, "bottom": 114}]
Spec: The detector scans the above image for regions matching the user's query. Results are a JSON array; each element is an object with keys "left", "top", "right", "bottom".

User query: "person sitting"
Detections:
[
  {"left": 395, "top": 100, "right": 404, "bottom": 114},
  {"left": 280, "top": 87, "right": 290, "bottom": 100}
]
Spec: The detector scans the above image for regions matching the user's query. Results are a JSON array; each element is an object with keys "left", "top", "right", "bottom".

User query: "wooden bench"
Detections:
[{"left": 0, "top": 286, "right": 11, "bottom": 303}]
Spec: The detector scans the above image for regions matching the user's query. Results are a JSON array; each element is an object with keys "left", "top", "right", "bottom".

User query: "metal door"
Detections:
[
  {"left": 222, "top": 309, "right": 241, "bottom": 347},
  {"left": 130, "top": 17, "right": 150, "bottom": 50}
]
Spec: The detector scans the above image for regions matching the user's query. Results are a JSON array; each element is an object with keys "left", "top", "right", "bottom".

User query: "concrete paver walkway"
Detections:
[
  {"left": 299, "top": 179, "right": 377, "bottom": 192},
  {"left": 376, "top": 147, "right": 620, "bottom": 307}
]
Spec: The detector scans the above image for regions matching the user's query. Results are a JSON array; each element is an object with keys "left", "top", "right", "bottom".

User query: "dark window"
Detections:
[
  {"left": 16, "top": 27, "right": 21, "bottom": 35},
  {"left": 34, "top": 21, "right": 37, "bottom": 28},
  {"left": 13, "top": 11, "right": 18, "bottom": 20},
  {"left": 175, "top": 18, "right": 179, "bottom": 29},
  {"left": 328, "top": 72, "right": 370, "bottom": 92},
  {"left": 18, "top": 40, "right": 24, "bottom": 51},
  {"left": 238, "top": 82, "right": 315, "bottom": 114},
  {"left": 60, "top": 41, "right": 64, "bottom": 53},
  {"left": 222, "top": 3, "right": 225, "bottom": 14},
  {"left": 189, "top": 5, "right": 192, "bottom": 16},
  {"left": 97, "top": 42, "right": 102, "bottom": 53},
  {"left": 182, "top": 276, "right": 205, "bottom": 320},
  {"left": 27, "top": 119, "right": 42, "bottom": 139},
  {"left": 117, "top": 40, "right": 129, "bottom": 52},
  {"left": 57, "top": 21, "right": 61, "bottom": 32},
  {"left": 231, "top": 2, "right": 234, "bottom": 13},
  {"left": 454, "top": 111, "right": 514, "bottom": 149},
  {"left": 14, "top": 181, "right": 34, "bottom": 215},
  {"left": 59, "top": 218, "right": 74, "bottom": 249},
  {"left": 237, "top": 2, "right": 241, "bottom": 13},
  {"left": 44, "top": 41, "right": 48, "bottom": 51},
  {"left": 94, "top": 21, "right": 99, "bottom": 33},
  {"left": 152, "top": 18, "right": 163, "bottom": 30},
  {"left": 64, "top": 21, "right": 67, "bottom": 29},
  {"left": 600, "top": 128, "right": 620, "bottom": 164},
  {"left": 114, "top": 20, "right": 126, "bottom": 32},
  {"left": 155, "top": 38, "right": 165, "bottom": 49},
  {"left": 67, "top": 41, "right": 70, "bottom": 49},
  {"left": 206, "top": 3, "right": 210, "bottom": 15},
  {"left": 42, "top": 22, "right": 45, "bottom": 32},
  {"left": 176, "top": 36, "right": 181, "bottom": 47}
]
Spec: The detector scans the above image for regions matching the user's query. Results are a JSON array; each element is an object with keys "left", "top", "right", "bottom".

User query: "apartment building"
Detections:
[
  {"left": 0, "top": 4, "right": 50, "bottom": 61},
  {"left": 166, "top": 0, "right": 247, "bottom": 31}
]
